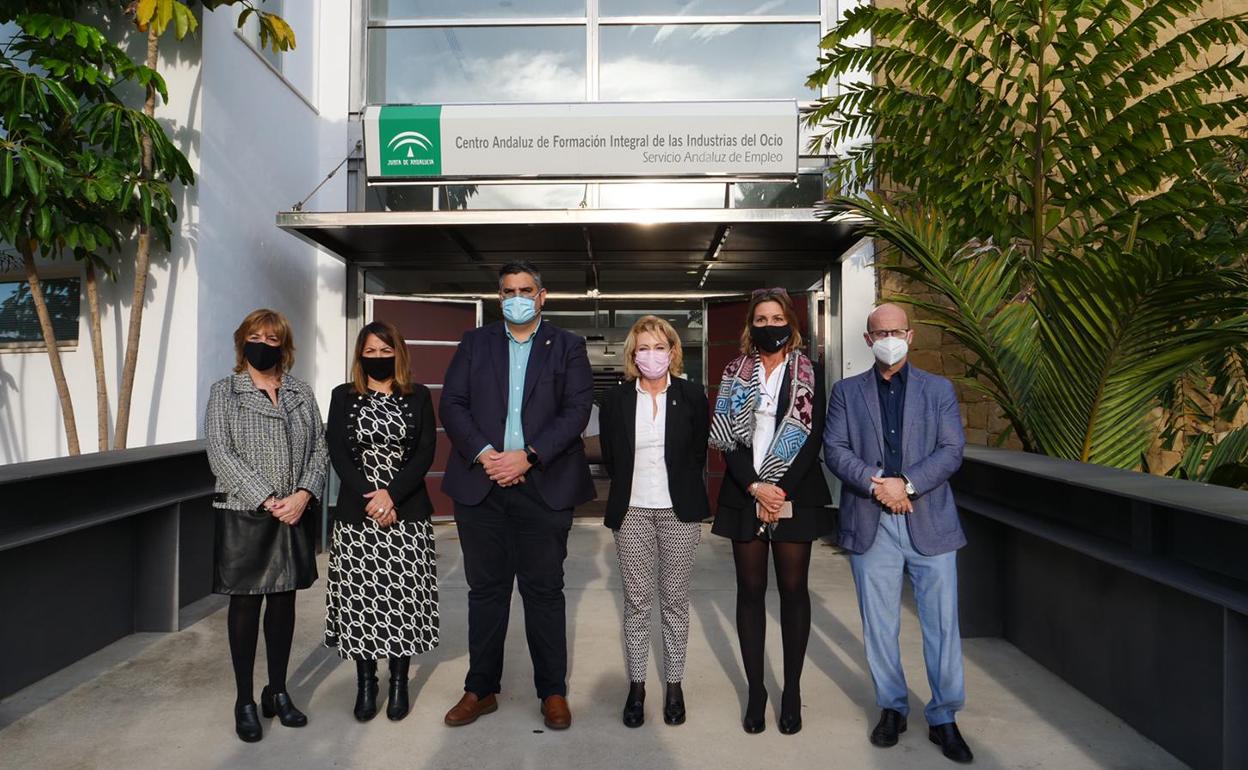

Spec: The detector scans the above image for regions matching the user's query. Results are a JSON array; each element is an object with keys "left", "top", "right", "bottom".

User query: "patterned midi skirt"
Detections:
[{"left": 324, "top": 518, "right": 440, "bottom": 660}]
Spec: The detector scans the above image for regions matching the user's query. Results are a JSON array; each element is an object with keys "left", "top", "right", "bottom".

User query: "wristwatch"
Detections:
[
  {"left": 525, "top": 446, "right": 541, "bottom": 467},
  {"left": 902, "top": 475, "right": 917, "bottom": 498}
]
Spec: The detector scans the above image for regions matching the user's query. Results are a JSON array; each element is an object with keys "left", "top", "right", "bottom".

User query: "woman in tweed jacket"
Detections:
[{"left": 205, "top": 308, "right": 328, "bottom": 743}]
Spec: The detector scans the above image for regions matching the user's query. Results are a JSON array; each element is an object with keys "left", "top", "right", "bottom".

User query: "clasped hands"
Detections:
[
  {"left": 264, "top": 489, "right": 311, "bottom": 525},
  {"left": 872, "top": 475, "right": 913, "bottom": 514},
  {"left": 363, "top": 488, "right": 397, "bottom": 527},
  {"left": 482, "top": 449, "right": 531, "bottom": 488},
  {"left": 751, "top": 482, "right": 787, "bottom": 524}
]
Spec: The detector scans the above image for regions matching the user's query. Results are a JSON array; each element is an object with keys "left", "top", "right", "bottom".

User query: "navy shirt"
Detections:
[{"left": 875, "top": 363, "right": 908, "bottom": 478}]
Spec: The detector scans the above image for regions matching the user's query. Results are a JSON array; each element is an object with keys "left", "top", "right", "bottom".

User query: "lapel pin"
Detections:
[{"left": 546, "top": 339, "right": 552, "bottom": 345}]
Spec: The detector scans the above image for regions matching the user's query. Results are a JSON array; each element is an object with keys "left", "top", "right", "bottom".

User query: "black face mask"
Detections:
[
  {"left": 243, "top": 341, "right": 283, "bottom": 372},
  {"left": 360, "top": 355, "right": 397, "bottom": 382},
  {"left": 750, "top": 323, "right": 792, "bottom": 354}
]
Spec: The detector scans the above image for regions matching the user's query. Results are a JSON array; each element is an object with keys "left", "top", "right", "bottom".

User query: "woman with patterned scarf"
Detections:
[{"left": 709, "top": 288, "right": 833, "bottom": 736}]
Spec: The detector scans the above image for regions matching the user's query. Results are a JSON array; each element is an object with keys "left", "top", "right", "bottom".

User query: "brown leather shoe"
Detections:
[
  {"left": 541, "top": 695, "right": 572, "bottom": 730},
  {"left": 444, "top": 692, "right": 498, "bottom": 727}
]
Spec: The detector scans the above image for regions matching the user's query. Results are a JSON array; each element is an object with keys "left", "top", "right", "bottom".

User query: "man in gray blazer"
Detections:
[{"left": 823, "top": 303, "right": 973, "bottom": 764}]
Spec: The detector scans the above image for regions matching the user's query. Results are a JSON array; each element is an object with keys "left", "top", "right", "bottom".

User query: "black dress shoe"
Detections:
[
  {"left": 622, "top": 682, "right": 645, "bottom": 728},
  {"left": 234, "top": 701, "right": 263, "bottom": 743},
  {"left": 387, "top": 656, "right": 411, "bottom": 722},
  {"left": 778, "top": 689, "right": 801, "bottom": 735},
  {"left": 260, "top": 686, "right": 308, "bottom": 727},
  {"left": 354, "top": 660, "right": 379, "bottom": 722},
  {"left": 742, "top": 690, "right": 767, "bottom": 734},
  {"left": 663, "top": 683, "right": 686, "bottom": 726},
  {"left": 929, "top": 722, "right": 974, "bottom": 763},
  {"left": 870, "top": 708, "right": 907, "bottom": 747}
]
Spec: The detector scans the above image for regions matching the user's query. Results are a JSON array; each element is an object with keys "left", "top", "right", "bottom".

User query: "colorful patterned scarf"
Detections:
[{"left": 709, "top": 349, "right": 816, "bottom": 484}]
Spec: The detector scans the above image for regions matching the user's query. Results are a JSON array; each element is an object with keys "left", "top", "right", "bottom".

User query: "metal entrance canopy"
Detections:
[{"left": 276, "top": 208, "right": 861, "bottom": 295}]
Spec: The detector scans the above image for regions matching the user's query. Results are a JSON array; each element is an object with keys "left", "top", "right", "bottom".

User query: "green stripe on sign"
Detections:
[{"left": 378, "top": 105, "right": 442, "bottom": 177}]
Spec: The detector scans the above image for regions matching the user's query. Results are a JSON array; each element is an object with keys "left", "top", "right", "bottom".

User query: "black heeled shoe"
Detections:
[
  {"left": 663, "top": 682, "right": 686, "bottom": 726},
  {"left": 234, "top": 701, "right": 263, "bottom": 743},
  {"left": 778, "top": 689, "right": 802, "bottom": 735},
  {"left": 622, "top": 682, "right": 645, "bottom": 728},
  {"left": 742, "top": 689, "right": 767, "bottom": 734},
  {"left": 260, "top": 686, "right": 308, "bottom": 727},
  {"left": 354, "top": 660, "right": 379, "bottom": 722},
  {"left": 387, "top": 656, "right": 411, "bottom": 722}
]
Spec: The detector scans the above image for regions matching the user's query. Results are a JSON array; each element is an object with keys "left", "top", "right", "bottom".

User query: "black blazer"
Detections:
[
  {"left": 326, "top": 382, "right": 436, "bottom": 524},
  {"left": 717, "top": 363, "right": 832, "bottom": 514},
  {"left": 599, "top": 376, "right": 710, "bottom": 530}
]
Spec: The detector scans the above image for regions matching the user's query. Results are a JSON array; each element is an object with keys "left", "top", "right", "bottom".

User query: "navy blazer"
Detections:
[
  {"left": 440, "top": 320, "right": 595, "bottom": 511},
  {"left": 823, "top": 365, "right": 967, "bottom": 556}
]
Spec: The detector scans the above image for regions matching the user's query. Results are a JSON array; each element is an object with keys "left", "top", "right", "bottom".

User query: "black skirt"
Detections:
[
  {"left": 710, "top": 502, "right": 834, "bottom": 543},
  {"left": 213, "top": 508, "right": 318, "bottom": 595}
]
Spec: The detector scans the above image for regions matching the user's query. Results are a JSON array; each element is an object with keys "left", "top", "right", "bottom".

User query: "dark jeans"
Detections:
[{"left": 454, "top": 482, "right": 572, "bottom": 700}]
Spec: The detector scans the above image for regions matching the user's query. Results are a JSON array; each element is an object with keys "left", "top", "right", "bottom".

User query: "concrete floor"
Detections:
[{"left": 0, "top": 522, "right": 1185, "bottom": 770}]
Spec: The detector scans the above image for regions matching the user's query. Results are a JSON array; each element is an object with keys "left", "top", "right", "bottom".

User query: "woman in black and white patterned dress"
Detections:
[{"left": 325, "top": 321, "right": 439, "bottom": 723}]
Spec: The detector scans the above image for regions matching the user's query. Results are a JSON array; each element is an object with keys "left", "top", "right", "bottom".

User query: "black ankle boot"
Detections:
[
  {"left": 663, "top": 682, "right": 686, "bottom": 726},
  {"left": 622, "top": 682, "right": 645, "bottom": 728},
  {"left": 234, "top": 701, "right": 263, "bottom": 742},
  {"left": 778, "top": 689, "right": 801, "bottom": 735},
  {"left": 260, "top": 685, "right": 308, "bottom": 727},
  {"left": 743, "top": 688, "right": 767, "bottom": 734},
  {"left": 354, "top": 660, "right": 379, "bottom": 722},
  {"left": 387, "top": 656, "right": 411, "bottom": 722}
]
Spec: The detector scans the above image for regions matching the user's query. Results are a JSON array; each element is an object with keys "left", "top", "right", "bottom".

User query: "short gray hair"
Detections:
[{"left": 498, "top": 261, "right": 543, "bottom": 289}]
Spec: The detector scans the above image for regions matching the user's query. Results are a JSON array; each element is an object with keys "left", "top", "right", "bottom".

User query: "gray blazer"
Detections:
[
  {"left": 823, "top": 365, "right": 967, "bottom": 556},
  {"left": 204, "top": 372, "right": 328, "bottom": 511}
]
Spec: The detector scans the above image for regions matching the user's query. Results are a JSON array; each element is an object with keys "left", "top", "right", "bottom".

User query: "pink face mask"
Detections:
[{"left": 635, "top": 348, "right": 671, "bottom": 380}]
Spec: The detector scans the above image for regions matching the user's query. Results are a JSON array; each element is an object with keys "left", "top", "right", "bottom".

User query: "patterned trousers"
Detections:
[{"left": 613, "top": 506, "right": 702, "bottom": 684}]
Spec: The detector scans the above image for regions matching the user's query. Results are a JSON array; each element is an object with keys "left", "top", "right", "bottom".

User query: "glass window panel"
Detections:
[
  {"left": 370, "top": 0, "right": 585, "bottom": 19},
  {"left": 443, "top": 184, "right": 589, "bottom": 209},
  {"left": 367, "top": 27, "right": 586, "bottom": 104},
  {"left": 599, "top": 182, "right": 727, "bottom": 208},
  {"left": 731, "top": 173, "right": 823, "bottom": 208},
  {"left": 0, "top": 277, "right": 80, "bottom": 344},
  {"left": 599, "top": 24, "right": 819, "bottom": 101},
  {"left": 601, "top": 0, "right": 816, "bottom": 16}
]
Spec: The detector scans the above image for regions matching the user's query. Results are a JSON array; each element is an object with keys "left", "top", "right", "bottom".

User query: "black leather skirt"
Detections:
[{"left": 213, "top": 508, "right": 317, "bottom": 595}]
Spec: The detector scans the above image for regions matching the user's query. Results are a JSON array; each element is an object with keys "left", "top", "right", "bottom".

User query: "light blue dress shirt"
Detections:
[{"left": 478, "top": 320, "right": 540, "bottom": 460}]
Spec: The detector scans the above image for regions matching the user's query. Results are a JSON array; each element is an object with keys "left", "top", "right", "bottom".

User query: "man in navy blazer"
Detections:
[
  {"left": 823, "top": 303, "right": 974, "bottom": 764},
  {"left": 439, "top": 261, "right": 594, "bottom": 731}
]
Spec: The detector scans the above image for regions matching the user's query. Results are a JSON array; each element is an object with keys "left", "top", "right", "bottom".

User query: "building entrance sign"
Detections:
[{"left": 363, "top": 101, "right": 798, "bottom": 182}]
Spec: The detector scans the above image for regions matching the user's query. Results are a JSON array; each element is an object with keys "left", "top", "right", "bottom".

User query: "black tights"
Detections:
[
  {"left": 732, "top": 539, "right": 812, "bottom": 717},
  {"left": 227, "top": 591, "right": 296, "bottom": 706}
]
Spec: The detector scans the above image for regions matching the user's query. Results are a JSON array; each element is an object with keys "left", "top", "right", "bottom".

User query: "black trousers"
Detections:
[{"left": 454, "top": 482, "right": 572, "bottom": 700}]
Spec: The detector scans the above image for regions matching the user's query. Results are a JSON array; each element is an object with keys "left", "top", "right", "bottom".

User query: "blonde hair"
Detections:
[
  {"left": 623, "top": 315, "right": 684, "bottom": 380},
  {"left": 233, "top": 308, "right": 295, "bottom": 373},
  {"left": 739, "top": 289, "right": 804, "bottom": 355},
  {"left": 351, "top": 321, "right": 414, "bottom": 395}
]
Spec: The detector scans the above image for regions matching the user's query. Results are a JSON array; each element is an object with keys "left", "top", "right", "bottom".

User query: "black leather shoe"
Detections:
[
  {"left": 234, "top": 701, "right": 263, "bottom": 743},
  {"left": 387, "top": 657, "right": 411, "bottom": 721},
  {"left": 929, "top": 722, "right": 974, "bottom": 763},
  {"left": 354, "top": 660, "right": 379, "bottom": 722},
  {"left": 622, "top": 682, "right": 645, "bottom": 728},
  {"left": 260, "top": 686, "right": 307, "bottom": 727},
  {"left": 870, "top": 708, "right": 907, "bottom": 747},
  {"left": 742, "top": 690, "right": 767, "bottom": 734},
  {"left": 663, "top": 682, "right": 686, "bottom": 726},
  {"left": 778, "top": 690, "right": 801, "bottom": 735}
]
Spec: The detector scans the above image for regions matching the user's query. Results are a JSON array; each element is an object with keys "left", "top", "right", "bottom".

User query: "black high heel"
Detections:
[
  {"left": 387, "top": 656, "right": 411, "bottom": 722},
  {"left": 742, "top": 689, "right": 767, "bottom": 734},
  {"left": 778, "top": 689, "right": 802, "bottom": 735},
  {"left": 623, "top": 682, "right": 645, "bottom": 728},
  {"left": 354, "top": 660, "right": 379, "bottom": 722},
  {"left": 234, "top": 701, "right": 263, "bottom": 742},
  {"left": 663, "top": 682, "right": 686, "bottom": 726},
  {"left": 260, "top": 686, "right": 308, "bottom": 727}
]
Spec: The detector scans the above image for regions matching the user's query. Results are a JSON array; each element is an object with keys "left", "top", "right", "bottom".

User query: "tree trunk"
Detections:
[
  {"left": 21, "top": 241, "right": 80, "bottom": 455},
  {"left": 112, "top": 24, "right": 158, "bottom": 449},
  {"left": 85, "top": 261, "right": 109, "bottom": 452}
]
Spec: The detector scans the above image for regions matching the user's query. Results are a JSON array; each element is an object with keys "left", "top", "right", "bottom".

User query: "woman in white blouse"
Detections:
[{"left": 599, "top": 315, "right": 710, "bottom": 729}]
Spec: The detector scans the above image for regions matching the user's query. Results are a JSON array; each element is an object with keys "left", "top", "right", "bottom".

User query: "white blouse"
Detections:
[
  {"left": 630, "top": 375, "right": 673, "bottom": 509},
  {"left": 752, "top": 362, "right": 786, "bottom": 474}
]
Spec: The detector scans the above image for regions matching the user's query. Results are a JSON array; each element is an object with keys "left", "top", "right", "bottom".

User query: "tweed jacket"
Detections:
[{"left": 205, "top": 372, "right": 329, "bottom": 511}]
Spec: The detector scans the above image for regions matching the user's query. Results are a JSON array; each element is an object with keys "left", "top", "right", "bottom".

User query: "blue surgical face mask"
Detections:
[{"left": 502, "top": 294, "right": 538, "bottom": 324}]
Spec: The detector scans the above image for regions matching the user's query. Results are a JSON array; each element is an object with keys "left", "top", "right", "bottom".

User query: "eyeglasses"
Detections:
[
  {"left": 867, "top": 328, "right": 910, "bottom": 341},
  {"left": 751, "top": 287, "right": 789, "bottom": 299}
]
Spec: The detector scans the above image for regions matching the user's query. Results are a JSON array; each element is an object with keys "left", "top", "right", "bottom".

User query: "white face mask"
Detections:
[{"left": 871, "top": 336, "right": 909, "bottom": 366}]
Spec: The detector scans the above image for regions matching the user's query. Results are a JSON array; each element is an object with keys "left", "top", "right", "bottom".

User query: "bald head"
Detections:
[
  {"left": 867, "top": 303, "right": 909, "bottom": 333},
  {"left": 864, "top": 303, "right": 913, "bottom": 370}
]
